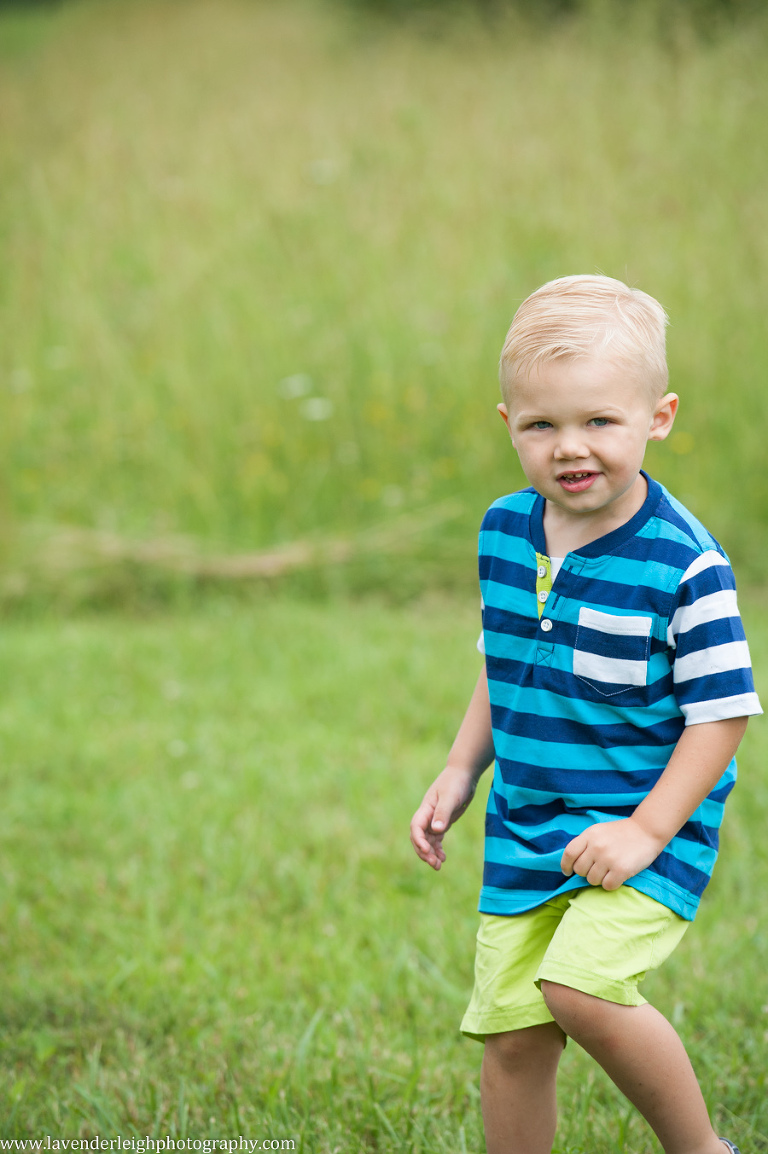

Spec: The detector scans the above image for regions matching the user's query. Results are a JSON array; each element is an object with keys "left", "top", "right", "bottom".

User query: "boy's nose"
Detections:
[{"left": 554, "top": 432, "right": 590, "bottom": 460}]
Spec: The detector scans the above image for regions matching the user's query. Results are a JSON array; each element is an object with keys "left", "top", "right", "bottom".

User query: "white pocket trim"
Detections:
[
  {"left": 573, "top": 607, "right": 652, "bottom": 689},
  {"left": 577, "top": 607, "right": 653, "bottom": 637}
]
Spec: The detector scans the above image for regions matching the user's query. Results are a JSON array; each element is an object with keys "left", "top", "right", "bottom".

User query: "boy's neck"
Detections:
[{"left": 542, "top": 472, "right": 648, "bottom": 557}]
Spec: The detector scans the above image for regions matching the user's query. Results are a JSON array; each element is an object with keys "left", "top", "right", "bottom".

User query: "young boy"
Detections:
[{"left": 410, "top": 275, "right": 761, "bottom": 1154}]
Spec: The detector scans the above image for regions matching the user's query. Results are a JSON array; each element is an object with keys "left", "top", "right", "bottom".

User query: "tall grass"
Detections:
[{"left": 0, "top": 0, "right": 767, "bottom": 602}]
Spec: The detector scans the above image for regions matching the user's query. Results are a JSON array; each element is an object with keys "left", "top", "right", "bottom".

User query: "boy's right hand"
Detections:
[{"left": 409, "top": 766, "right": 479, "bottom": 870}]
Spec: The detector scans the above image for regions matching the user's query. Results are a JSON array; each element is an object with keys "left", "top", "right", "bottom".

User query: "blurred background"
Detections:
[
  {"left": 1, "top": 0, "right": 767, "bottom": 1144},
  {"left": 2, "top": 0, "right": 767, "bottom": 607}
]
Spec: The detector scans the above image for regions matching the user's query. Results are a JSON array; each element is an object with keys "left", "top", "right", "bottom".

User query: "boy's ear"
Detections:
[
  {"left": 649, "top": 392, "right": 679, "bottom": 442},
  {"left": 493, "top": 401, "right": 516, "bottom": 445}
]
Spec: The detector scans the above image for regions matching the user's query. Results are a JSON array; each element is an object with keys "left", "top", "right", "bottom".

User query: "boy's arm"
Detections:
[
  {"left": 410, "top": 665, "right": 495, "bottom": 871},
  {"left": 561, "top": 715, "right": 748, "bottom": 890}
]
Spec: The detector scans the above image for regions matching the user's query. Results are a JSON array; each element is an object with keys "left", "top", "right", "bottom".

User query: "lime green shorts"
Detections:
[{"left": 461, "top": 885, "right": 688, "bottom": 1041}]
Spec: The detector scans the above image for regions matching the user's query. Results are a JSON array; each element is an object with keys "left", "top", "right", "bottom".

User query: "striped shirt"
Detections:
[{"left": 479, "top": 473, "right": 761, "bottom": 921}]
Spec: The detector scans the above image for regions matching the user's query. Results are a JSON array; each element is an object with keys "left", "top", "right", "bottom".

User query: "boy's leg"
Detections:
[
  {"left": 535, "top": 886, "right": 726, "bottom": 1154},
  {"left": 540, "top": 984, "right": 722, "bottom": 1154},
  {"left": 461, "top": 902, "right": 571, "bottom": 1154},
  {"left": 481, "top": 1022, "right": 566, "bottom": 1154}
]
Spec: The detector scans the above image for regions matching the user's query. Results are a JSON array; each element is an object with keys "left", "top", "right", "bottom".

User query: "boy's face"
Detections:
[{"left": 498, "top": 356, "right": 678, "bottom": 532}]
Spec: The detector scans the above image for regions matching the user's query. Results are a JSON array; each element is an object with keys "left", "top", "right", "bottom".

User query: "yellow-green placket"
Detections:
[{"left": 535, "top": 552, "right": 552, "bottom": 619}]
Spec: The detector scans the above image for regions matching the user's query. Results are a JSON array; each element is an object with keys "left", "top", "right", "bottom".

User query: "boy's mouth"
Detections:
[{"left": 557, "top": 471, "right": 599, "bottom": 493}]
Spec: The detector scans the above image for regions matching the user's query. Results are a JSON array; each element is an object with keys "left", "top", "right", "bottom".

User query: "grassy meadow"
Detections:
[
  {"left": 1, "top": 0, "right": 768, "bottom": 1148},
  {"left": 0, "top": 595, "right": 766, "bottom": 1147},
  {"left": 1, "top": 0, "right": 768, "bottom": 600}
]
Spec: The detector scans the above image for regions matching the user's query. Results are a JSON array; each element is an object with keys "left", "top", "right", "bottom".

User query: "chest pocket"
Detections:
[{"left": 573, "top": 607, "right": 653, "bottom": 696}]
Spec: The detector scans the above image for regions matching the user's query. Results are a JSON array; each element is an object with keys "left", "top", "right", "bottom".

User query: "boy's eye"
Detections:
[
  {"left": 588, "top": 417, "right": 610, "bottom": 427},
  {"left": 530, "top": 421, "right": 552, "bottom": 430}
]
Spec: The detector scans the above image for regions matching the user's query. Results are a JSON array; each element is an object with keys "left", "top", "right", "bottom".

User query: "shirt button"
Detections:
[
  {"left": 540, "top": 618, "right": 553, "bottom": 632},
  {"left": 537, "top": 565, "right": 547, "bottom": 577},
  {"left": 538, "top": 590, "right": 548, "bottom": 603}
]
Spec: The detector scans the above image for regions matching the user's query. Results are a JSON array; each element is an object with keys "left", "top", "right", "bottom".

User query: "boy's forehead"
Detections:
[{"left": 504, "top": 355, "right": 659, "bottom": 409}]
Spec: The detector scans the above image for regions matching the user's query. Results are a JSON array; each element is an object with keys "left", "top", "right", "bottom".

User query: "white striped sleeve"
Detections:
[{"left": 670, "top": 550, "right": 762, "bottom": 724}]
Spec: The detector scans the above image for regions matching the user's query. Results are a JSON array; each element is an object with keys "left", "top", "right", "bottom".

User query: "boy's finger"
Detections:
[
  {"left": 409, "top": 813, "right": 432, "bottom": 850},
  {"left": 431, "top": 799, "right": 455, "bottom": 832},
  {"left": 560, "top": 834, "right": 584, "bottom": 875},
  {"left": 410, "top": 820, "right": 435, "bottom": 854},
  {"left": 411, "top": 832, "right": 435, "bottom": 862},
  {"left": 410, "top": 800, "right": 435, "bottom": 834},
  {"left": 419, "top": 837, "right": 445, "bottom": 870}
]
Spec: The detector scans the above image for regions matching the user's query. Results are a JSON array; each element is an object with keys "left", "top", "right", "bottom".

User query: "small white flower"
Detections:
[
  {"left": 46, "top": 346, "right": 69, "bottom": 370},
  {"left": 10, "top": 368, "right": 32, "bottom": 393},
  {"left": 308, "top": 158, "right": 339, "bottom": 185},
  {"left": 278, "top": 373, "right": 313, "bottom": 399},
  {"left": 382, "top": 485, "right": 404, "bottom": 508},
  {"left": 300, "top": 397, "right": 334, "bottom": 421}
]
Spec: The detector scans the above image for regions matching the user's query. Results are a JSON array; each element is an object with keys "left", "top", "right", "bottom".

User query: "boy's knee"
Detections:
[
  {"left": 540, "top": 980, "right": 600, "bottom": 1036},
  {"left": 540, "top": 980, "right": 636, "bottom": 1046},
  {"left": 484, "top": 1022, "right": 564, "bottom": 1073}
]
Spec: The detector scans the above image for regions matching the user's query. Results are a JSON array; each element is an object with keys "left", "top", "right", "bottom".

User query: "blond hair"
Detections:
[{"left": 499, "top": 275, "right": 669, "bottom": 404}]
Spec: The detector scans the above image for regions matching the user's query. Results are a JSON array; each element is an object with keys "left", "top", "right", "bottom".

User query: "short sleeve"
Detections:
[
  {"left": 477, "top": 594, "right": 486, "bottom": 654},
  {"left": 668, "top": 551, "right": 762, "bottom": 724}
]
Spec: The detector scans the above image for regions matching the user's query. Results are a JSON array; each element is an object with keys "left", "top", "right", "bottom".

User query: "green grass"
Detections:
[
  {"left": 0, "top": 592, "right": 766, "bottom": 1149},
  {"left": 1, "top": 0, "right": 768, "bottom": 602}
]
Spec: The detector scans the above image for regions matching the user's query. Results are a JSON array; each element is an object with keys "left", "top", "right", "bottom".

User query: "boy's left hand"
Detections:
[{"left": 560, "top": 818, "right": 665, "bottom": 890}]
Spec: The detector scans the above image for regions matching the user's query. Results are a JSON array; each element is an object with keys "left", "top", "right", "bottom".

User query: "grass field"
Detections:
[
  {"left": 0, "top": 593, "right": 766, "bottom": 1148},
  {"left": 1, "top": 0, "right": 767, "bottom": 1147},
  {"left": 1, "top": 0, "right": 768, "bottom": 601}
]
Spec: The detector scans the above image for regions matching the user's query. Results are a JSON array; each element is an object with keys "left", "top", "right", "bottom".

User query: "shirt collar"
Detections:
[{"left": 530, "top": 471, "right": 663, "bottom": 559}]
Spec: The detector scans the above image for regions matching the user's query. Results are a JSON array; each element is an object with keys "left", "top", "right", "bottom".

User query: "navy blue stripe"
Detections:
[
  {"left": 492, "top": 760, "right": 665, "bottom": 803},
  {"left": 680, "top": 562, "right": 735, "bottom": 595},
  {"left": 479, "top": 557, "right": 537, "bottom": 601},
  {"left": 556, "top": 573, "right": 675, "bottom": 619},
  {"left": 678, "top": 618, "right": 746, "bottom": 650},
  {"left": 487, "top": 656, "right": 677, "bottom": 707},
  {"left": 482, "top": 599, "right": 536, "bottom": 627},
  {"left": 675, "top": 820, "right": 720, "bottom": 849},
  {"left": 486, "top": 807, "right": 720, "bottom": 853},
  {"left": 658, "top": 496, "right": 726, "bottom": 556},
  {"left": 486, "top": 822, "right": 569, "bottom": 856},
  {"left": 481, "top": 505, "right": 535, "bottom": 541},
  {"left": 648, "top": 849, "right": 711, "bottom": 898},
  {"left": 486, "top": 808, "right": 613, "bottom": 842},
  {"left": 483, "top": 861, "right": 565, "bottom": 891},
  {"left": 611, "top": 532, "right": 699, "bottom": 570},
  {"left": 487, "top": 800, "right": 637, "bottom": 830},
  {"left": 576, "top": 624, "right": 650, "bottom": 662},
  {"left": 490, "top": 706, "right": 684, "bottom": 749},
  {"left": 675, "top": 671, "right": 753, "bottom": 703},
  {"left": 483, "top": 846, "right": 712, "bottom": 901},
  {"left": 488, "top": 616, "right": 665, "bottom": 656},
  {"left": 709, "top": 780, "right": 735, "bottom": 804}
]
